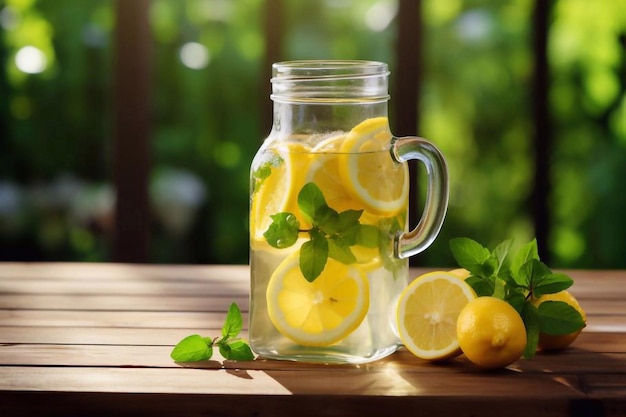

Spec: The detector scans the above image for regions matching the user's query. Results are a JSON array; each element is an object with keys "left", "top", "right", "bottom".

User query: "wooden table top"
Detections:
[{"left": 0, "top": 263, "right": 624, "bottom": 417}]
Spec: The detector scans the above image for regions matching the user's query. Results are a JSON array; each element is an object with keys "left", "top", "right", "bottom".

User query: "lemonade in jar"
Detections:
[{"left": 249, "top": 61, "right": 448, "bottom": 364}]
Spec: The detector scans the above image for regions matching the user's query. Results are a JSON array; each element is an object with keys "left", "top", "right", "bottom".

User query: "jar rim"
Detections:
[
  {"left": 270, "top": 60, "right": 390, "bottom": 103},
  {"left": 272, "top": 60, "right": 389, "bottom": 80}
]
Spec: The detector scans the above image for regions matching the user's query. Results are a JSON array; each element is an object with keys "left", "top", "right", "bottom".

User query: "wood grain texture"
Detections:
[{"left": 0, "top": 263, "right": 624, "bottom": 417}]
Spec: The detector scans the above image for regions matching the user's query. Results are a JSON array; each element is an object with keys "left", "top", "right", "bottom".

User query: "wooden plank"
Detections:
[
  {"left": 2, "top": 343, "right": 625, "bottom": 375},
  {"left": 0, "top": 310, "right": 244, "bottom": 329},
  {"left": 2, "top": 269, "right": 624, "bottom": 300},
  {"left": 0, "top": 367, "right": 290, "bottom": 395},
  {"left": 0, "top": 279, "right": 250, "bottom": 296},
  {"left": 0, "top": 366, "right": 585, "bottom": 399},
  {"left": 2, "top": 309, "right": 623, "bottom": 332},
  {"left": 0, "top": 344, "right": 179, "bottom": 368},
  {"left": 0, "top": 326, "right": 218, "bottom": 346},
  {"left": 1, "top": 264, "right": 624, "bottom": 301},
  {"left": 0, "top": 390, "right": 591, "bottom": 417},
  {"left": 0, "top": 263, "right": 249, "bottom": 281},
  {"left": 583, "top": 374, "right": 626, "bottom": 397},
  {"left": 567, "top": 331, "right": 626, "bottom": 353},
  {"left": 3, "top": 326, "right": 623, "bottom": 354},
  {"left": 0, "top": 294, "right": 250, "bottom": 312}
]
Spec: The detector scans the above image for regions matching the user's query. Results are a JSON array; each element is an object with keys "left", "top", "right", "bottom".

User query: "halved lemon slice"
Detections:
[
  {"left": 339, "top": 117, "right": 409, "bottom": 215},
  {"left": 305, "top": 151, "right": 365, "bottom": 214},
  {"left": 266, "top": 252, "right": 370, "bottom": 347},
  {"left": 250, "top": 142, "right": 310, "bottom": 242},
  {"left": 396, "top": 271, "right": 476, "bottom": 360}
]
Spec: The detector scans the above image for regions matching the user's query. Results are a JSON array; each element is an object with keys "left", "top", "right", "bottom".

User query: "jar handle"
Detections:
[{"left": 391, "top": 136, "right": 449, "bottom": 259}]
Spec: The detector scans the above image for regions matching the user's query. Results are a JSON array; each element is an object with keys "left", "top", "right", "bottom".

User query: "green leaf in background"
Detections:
[
  {"left": 222, "top": 303, "right": 243, "bottom": 339},
  {"left": 537, "top": 301, "right": 586, "bottom": 335},
  {"left": 170, "top": 334, "right": 213, "bottom": 362}
]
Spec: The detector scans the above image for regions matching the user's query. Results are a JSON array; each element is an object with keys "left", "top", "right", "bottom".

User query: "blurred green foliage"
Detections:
[{"left": 0, "top": 0, "right": 624, "bottom": 267}]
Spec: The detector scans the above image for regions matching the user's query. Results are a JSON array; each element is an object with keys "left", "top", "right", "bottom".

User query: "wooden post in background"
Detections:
[
  {"left": 261, "top": 0, "right": 285, "bottom": 138},
  {"left": 112, "top": 0, "right": 151, "bottom": 263},
  {"left": 393, "top": 0, "right": 423, "bottom": 265},
  {"left": 531, "top": 0, "right": 552, "bottom": 263}
]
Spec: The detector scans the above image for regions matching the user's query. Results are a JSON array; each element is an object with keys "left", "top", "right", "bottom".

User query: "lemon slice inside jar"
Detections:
[
  {"left": 266, "top": 252, "right": 370, "bottom": 347},
  {"left": 339, "top": 117, "right": 409, "bottom": 216}
]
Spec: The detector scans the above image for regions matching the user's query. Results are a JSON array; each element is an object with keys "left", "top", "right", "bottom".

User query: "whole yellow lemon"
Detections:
[{"left": 457, "top": 297, "right": 527, "bottom": 369}]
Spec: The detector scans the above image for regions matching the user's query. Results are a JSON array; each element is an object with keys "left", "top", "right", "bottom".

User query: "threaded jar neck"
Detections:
[{"left": 270, "top": 60, "right": 390, "bottom": 104}]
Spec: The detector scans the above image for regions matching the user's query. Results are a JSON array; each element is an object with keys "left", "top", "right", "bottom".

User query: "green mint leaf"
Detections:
[
  {"left": 264, "top": 212, "right": 300, "bottom": 248},
  {"left": 170, "top": 334, "right": 213, "bottom": 362},
  {"left": 356, "top": 224, "right": 380, "bottom": 248},
  {"left": 492, "top": 278, "right": 506, "bottom": 300},
  {"left": 315, "top": 206, "right": 340, "bottom": 232},
  {"left": 298, "top": 182, "right": 328, "bottom": 223},
  {"left": 222, "top": 303, "right": 243, "bottom": 339},
  {"left": 337, "top": 209, "right": 363, "bottom": 228},
  {"left": 533, "top": 273, "right": 573, "bottom": 298},
  {"left": 514, "top": 259, "right": 551, "bottom": 290},
  {"left": 328, "top": 210, "right": 362, "bottom": 245},
  {"left": 222, "top": 340, "right": 255, "bottom": 361},
  {"left": 479, "top": 256, "right": 498, "bottom": 278},
  {"left": 521, "top": 302, "right": 540, "bottom": 359},
  {"left": 465, "top": 275, "right": 495, "bottom": 297},
  {"left": 505, "top": 289, "right": 527, "bottom": 315},
  {"left": 252, "top": 155, "right": 282, "bottom": 192},
  {"left": 511, "top": 238, "right": 539, "bottom": 273},
  {"left": 537, "top": 301, "right": 586, "bottom": 335},
  {"left": 328, "top": 238, "right": 357, "bottom": 264},
  {"left": 450, "top": 237, "right": 491, "bottom": 273},
  {"left": 300, "top": 228, "right": 329, "bottom": 282},
  {"left": 492, "top": 239, "right": 513, "bottom": 274}
]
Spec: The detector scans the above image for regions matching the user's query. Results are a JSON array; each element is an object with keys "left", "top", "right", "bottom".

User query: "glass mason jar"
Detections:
[{"left": 249, "top": 60, "right": 448, "bottom": 364}]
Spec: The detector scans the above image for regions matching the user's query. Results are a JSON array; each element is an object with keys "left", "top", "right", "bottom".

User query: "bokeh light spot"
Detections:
[
  {"left": 15, "top": 46, "right": 47, "bottom": 74},
  {"left": 180, "top": 42, "right": 210, "bottom": 70}
]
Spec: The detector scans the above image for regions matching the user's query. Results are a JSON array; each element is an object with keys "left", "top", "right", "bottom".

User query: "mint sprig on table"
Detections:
[
  {"left": 450, "top": 237, "right": 586, "bottom": 358},
  {"left": 170, "top": 303, "right": 254, "bottom": 362},
  {"left": 264, "top": 182, "right": 380, "bottom": 282}
]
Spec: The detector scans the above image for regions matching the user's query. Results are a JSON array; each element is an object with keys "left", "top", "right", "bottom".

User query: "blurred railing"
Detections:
[{"left": 111, "top": 0, "right": 552, "bottom": 263}]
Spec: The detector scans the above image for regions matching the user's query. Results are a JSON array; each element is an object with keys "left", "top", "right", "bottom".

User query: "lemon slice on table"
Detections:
[
  {"left": 339, "top": 117, "right": 409, "bottom": 215},
  {"left": 266, "top": 252, "right": 370, "bottom": 347},
  {"left": 396, "top": 271, "right": 477, "bottom": 360},
  {"left": 250, "top": 142, "right": 310, "bottom": 243}
]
